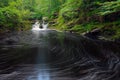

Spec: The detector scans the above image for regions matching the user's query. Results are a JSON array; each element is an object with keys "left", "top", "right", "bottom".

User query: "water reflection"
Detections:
[
  {"left": 0, "top": 30, "right": 120, "bottom": 80},
  {"left": 27, "top": 30, "right": 50, "bottom": 80},
  {"left": 37, "top": 68, "right": 50, "bottom": 80},
  {"left": 25, "top": 53, "right": 51, "bottom": 80},
  {"left": 27, "top": 66, "right": 50, "bottom": 80}
]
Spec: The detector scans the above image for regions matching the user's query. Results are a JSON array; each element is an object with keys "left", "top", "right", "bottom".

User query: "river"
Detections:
[{"left": 0, "top": 30, "right": 120, "bottom": 80}]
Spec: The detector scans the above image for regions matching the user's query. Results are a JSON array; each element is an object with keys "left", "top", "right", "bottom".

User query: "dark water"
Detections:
[{"left": 0, "top": 30, "right": 120, "bottom": 80}]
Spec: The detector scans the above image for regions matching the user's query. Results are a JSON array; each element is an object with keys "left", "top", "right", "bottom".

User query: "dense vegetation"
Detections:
[
  {"left": 0, "top": 0, "right": 30, "bottom": 31},
  {"left": 0, "top": 0, "right": 65, "bottom": 32},
  {"left": 0, "top": 0, "right": 120, "bottom": 40},
  {"left": 52, "top": 0, "right": 120, "bottom": 40}
]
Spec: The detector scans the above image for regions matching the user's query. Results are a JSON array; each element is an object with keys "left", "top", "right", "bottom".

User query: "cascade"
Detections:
[{"left": 32, "top": 20, "right": 48, "bottom": 30}]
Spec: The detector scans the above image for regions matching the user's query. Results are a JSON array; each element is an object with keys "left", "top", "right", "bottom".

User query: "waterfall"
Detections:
[
  {"left": 32, "top": 21, "right": 41, "bottom": 30},
  {"left": 32, "top": 20, "right": 48, "bottom": 30},
  {"left": 42, "top": 21, "right": 48, "bottom": 30}
]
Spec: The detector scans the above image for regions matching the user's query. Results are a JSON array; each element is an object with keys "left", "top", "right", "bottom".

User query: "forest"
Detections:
[
  {"left": 0, "top": 0, "right": 120, "bottom": 40},
  {"left": 0, "top": 0, "right": 120, "bottom": 80}
]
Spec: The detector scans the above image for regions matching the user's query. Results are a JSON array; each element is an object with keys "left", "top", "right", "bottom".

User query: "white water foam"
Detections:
[{"left": 32, "top": 21, "right": 48, "bottom": 31}]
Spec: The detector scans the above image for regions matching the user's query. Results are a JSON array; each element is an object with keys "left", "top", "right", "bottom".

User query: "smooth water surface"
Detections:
[{"left": 0, "top": 30, "right": 120, "bottom": 80}]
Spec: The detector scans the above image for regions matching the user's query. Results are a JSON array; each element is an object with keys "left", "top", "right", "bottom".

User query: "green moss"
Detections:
[
  {"left": 95, "top": 1, "right": 120, "bottom": 15},
  {"left": 50, "top": 0, "right": 120, "bottom": 40}
]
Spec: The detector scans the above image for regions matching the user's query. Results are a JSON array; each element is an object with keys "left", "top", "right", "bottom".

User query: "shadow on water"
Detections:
[{"left": 0, "top": 30, "right": 120, "bottom": 80}]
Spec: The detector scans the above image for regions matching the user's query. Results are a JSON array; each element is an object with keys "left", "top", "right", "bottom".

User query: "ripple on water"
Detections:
[{"left": 0, "top": 30, "right": 120, "bottom": 80}]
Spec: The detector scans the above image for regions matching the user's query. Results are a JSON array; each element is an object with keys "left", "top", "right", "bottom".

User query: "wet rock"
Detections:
[
  {"left": 83, "top": 28, "right": 101, "bottom": 39},
  {"left": 5, "top": 39, "right": 17, "bottom": 45},
  {"left": 0, "top": 71, "right": 19, "bottom": 80}
]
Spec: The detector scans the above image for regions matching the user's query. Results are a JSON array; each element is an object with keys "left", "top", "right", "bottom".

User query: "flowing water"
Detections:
[
  {"left": 0, "top": 29, "right": 120, "bottom": 80},
  {"left": 32, "top": 21, "right": 48, "bottom": 30}
]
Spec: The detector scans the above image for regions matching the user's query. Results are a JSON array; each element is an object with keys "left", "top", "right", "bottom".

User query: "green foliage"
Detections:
[
  {"left": 31, "top": 0, "right": 66, "bottom": 18},
  {"left": 1, "top": 0, "right": 120, "bottom": 40},
  {"left": 52, "top": 0, "right": 120, "bottom": 39},
  {"left": 0, "top": 0, "right": 66, "bottom": 32},
  {"left": 94, "top": 1, "right": 120, "bottom": 15},
  {"left": 0, "top": 0, "right": 31, "bottom": 31}
]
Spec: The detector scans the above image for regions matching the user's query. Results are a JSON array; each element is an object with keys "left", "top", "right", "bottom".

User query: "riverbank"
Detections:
[
  {"left": 0, "top": 31, "right": 10, "bottom": 40},
  {"left": 49, "top": 26, "right": 120, "bottom": 45},
  {"left": 0, "top": 27, "right": 120, "bottom": 46},
  {"left": 48, "top": 0, "right": 120, "bottom": 42}
]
